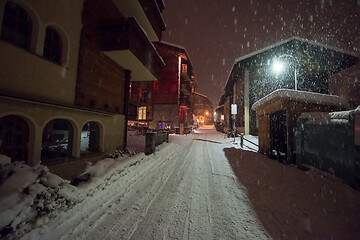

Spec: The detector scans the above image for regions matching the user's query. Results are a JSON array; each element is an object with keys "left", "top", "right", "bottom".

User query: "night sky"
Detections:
[{"left": 162, "top": 0, "right": 360, "bottom": 106}]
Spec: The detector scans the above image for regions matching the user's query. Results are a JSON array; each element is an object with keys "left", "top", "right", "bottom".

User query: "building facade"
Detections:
[
  {"left": 222, "top": 37, "right": 359, "bottom": 136},
  {"left": 0, "top": 0, "right": 166, "bottom": 180},
  {"left": 191, "top": 92, "right": 214, "bottom": 126},
  {"left": 149, "top": 42, "right": 197, "bottom": 131}
]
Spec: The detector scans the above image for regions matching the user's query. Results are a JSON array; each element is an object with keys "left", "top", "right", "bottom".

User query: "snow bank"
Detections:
[
  {"left": 299, "top": 105, "right": 360, "bottom": 125},
  {"left": 0, "top": 155, "right": 77, "bottom": 238},
  {"left": 252, "top": 89, "right": 349, "bottom": 110},
  {"left": 0, "top": 148, "right": 143, "bottom": 239}
]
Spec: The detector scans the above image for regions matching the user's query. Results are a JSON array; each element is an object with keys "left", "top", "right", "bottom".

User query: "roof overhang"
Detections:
[
  {"left": 225, "top": 37, "right": 360, "bottom": 92},
  {"left": 252, "top": 89, "right": 349, "bottom": 111},
  {"left": 101, "top": 17, "right": 164, "bottom": 81},
  {"left": 104, "top": 50, "right": 157, "bottom": 82},
  {"left": 112, "top": 0, "right": 165, "bottom": 41}
]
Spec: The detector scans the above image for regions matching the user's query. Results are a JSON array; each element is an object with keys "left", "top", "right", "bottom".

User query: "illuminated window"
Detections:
[
  {"left": 181, "top": 64, "right": 187, "bottom": 73},
  {"left": 43, "top": 27, "right": 62, "bottom": 64},
  {"left": 138, "top": 106, "right": 146, "bottom": 120},
  {"left": 1, "top": 1, "right": 32, "bottom": 49}
]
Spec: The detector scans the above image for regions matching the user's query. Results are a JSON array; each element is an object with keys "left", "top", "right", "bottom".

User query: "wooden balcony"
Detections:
[
  {"left": 101, "top": 17, "right": 164, "bottom": 81},
  {"left": 110, "top": 0, "right": 166, "bottom": 41},
  {"left": 139, "top": 0, "right": 166, "bottom": 40}
]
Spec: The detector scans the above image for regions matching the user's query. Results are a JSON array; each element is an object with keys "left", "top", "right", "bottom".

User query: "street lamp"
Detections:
[{"left": 272, "top": 54, "right": 298, "bottom": 91}]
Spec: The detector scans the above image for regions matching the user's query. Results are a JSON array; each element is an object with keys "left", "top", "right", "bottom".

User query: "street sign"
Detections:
[{"left": 231, "top": 104, "right": 237, "bottom": 115}]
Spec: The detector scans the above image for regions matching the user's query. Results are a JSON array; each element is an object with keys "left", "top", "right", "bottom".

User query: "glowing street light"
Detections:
[
  {"left": 272, "top": 54, "right": 298, "bottom": 90},
  {"left": 272, "top": 59, "right": 285, "bottom": 73}
]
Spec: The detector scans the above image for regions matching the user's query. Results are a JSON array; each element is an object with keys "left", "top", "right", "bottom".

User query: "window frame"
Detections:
[
  {"left": 138, "top": 106, "right": 147, "bottom": 120},
  {"left": 1, "top": 1, "right": 32, "bottom": 49},
  {"left": 43, "top": 26, "right": 62, "bottom": 64}
]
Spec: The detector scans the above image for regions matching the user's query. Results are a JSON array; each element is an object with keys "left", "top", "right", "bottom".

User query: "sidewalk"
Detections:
[{"left": 224, "top": 147, "right": 360, "bottom": 240}]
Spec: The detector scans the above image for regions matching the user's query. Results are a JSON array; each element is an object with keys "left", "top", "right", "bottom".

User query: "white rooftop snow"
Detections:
[{"left": 252, "top": 89, "right": 349, "bottom": 111}]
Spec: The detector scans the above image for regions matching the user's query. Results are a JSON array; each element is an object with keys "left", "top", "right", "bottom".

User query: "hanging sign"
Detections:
[{"left": 231, "top": 104, "right": 237, "bottom": 115}]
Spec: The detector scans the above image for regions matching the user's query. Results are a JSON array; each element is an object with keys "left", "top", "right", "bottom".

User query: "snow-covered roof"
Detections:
[
  {"left": 155, "top": 41, "right": 196, "bottom": 77},
  {"left": 235, "top": 36, "right": 359, "bottom": 63},
  {"left": 224, "top": 37, "right": 360, "bottom": 92},
  {"left": 193, "top": 92, "right": 208, "bottom": 98},
  {"left": 251, "top": 89, "right": 349, "bottom": 111},
  {"left": 215, "top": 105, "right": 224, "bottom": 110}
]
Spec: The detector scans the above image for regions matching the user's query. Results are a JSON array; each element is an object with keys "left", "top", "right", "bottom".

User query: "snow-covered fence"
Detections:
[
  {"left": 296, "top": 107, "right": 360, "bottom": 189},
  {"left": 145, "top": 131, "right": 169, "bottom": 155}
]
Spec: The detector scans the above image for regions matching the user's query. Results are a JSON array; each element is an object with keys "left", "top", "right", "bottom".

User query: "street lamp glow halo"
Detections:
[
  {"left": 272, "top": 59, "right": 285, "bottom": 74},
  {"left": 271, "top": 54, "right": 298, "bottom": 91}
]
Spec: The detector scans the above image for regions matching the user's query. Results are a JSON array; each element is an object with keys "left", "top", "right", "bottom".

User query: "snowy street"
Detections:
[
  {"left": 6, "top": 126, "right": 358, "bottom": 240},
  {"left": 22, "top": 127, "right": 268, "bottom": 239}
]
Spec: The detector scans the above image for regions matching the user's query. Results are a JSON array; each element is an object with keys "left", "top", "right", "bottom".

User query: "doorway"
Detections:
[{"left": 270, "top": 110, "right": 287, "bottom": 161}]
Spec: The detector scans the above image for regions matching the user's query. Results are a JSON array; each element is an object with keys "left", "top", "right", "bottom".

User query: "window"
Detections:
[
  {"left": 181, "top": 63, "right": 187, "bottom": 73},
  {"left": 138, "top": 106, "right": 146, "bottom": 120},
  {"left": 1, "top": 1, "right": 32, "bottom": 49},
  {"left": 41, "top": 119, "right": 73, "bottom": 165},
  {"left": 43, "top": 27, "right": 62, "bottom": 64}
]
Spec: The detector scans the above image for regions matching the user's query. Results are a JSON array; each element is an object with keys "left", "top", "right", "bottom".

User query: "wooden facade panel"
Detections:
[
  {"left": 76, "top": 0, "right": 127, "bottom": 114},
  {"left": 234, "top": 79, "right": 245, "bottom": 128},
  {"left": 258, "top": 115, "right": 270, "bottom": 155},
  {"left": 153, "top": 45, "right": 179, "bottom": 104},
  {"left": 255, "top": 97, "right": 347, "bottom": 162},
  {"left": 138, "top": 0, "right": 166, "bottom": 40}
]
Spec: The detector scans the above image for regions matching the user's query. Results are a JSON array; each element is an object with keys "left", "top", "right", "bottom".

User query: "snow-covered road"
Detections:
[{"left": 23, "top": 127, "right": 269, "bottom": 240}]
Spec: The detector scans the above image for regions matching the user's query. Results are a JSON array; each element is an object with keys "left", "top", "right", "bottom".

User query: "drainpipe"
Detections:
[{"left": 123, "top": 70, "right": 131, "bottom": 150}]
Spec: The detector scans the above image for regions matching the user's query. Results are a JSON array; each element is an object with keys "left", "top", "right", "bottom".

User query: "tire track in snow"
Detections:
[
  {"left": 127, "top": 137, "right": 198, "bottom": 239},
  {"left": 32, "top": 143, "right": 181, "bottom": 240},
  {"left": 87, "top": 143, "right": 184, "bottom": 240}
]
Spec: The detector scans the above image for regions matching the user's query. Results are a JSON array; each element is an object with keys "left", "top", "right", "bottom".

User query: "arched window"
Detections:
[
  {"left": 80, "top": 122, "right": 100, "bottom": 155},
  {"left": 43, "top": 27, "right": 62, "bottom": 64},
  {"left": 1, "top": 1, "right": 32, "bottom": 49},
  {"left": 0, "top": 115, "right": 29, "bottom": 162},
  {"left": 41, "top": 119, "right": 73, "bottom": 165}
]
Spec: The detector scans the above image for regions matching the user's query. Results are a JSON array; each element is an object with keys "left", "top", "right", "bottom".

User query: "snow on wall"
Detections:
[
  {"left": 299, "top": 105, "right": 360, "bottom": 125},
  {"left": 252, "top": 89, "right": 349, "bottom": 111},
  {"left": 328, "top": 105, "right": 360, "bottom": 119}
]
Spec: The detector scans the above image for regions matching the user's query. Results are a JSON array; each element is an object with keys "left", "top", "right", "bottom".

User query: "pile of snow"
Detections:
[
  {"left": 0, "top": 154, "right": 78, "bottom": 238},
  {"left": 252, "top": 89, "right": 349, "bottom": 110},
  {"left": 0, "top": 147, "right": 146, "bottom": 239},
  {"left": 299, "top": 105, "right": 360, "bottom": 125},
  {"left": 328, "top": 105, "right": 360, "bottom": 119}
]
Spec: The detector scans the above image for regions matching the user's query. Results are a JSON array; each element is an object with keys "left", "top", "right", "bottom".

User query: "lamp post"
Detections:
[{"left": 272, "top": 54, "right": 298, "bottom": 91}]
